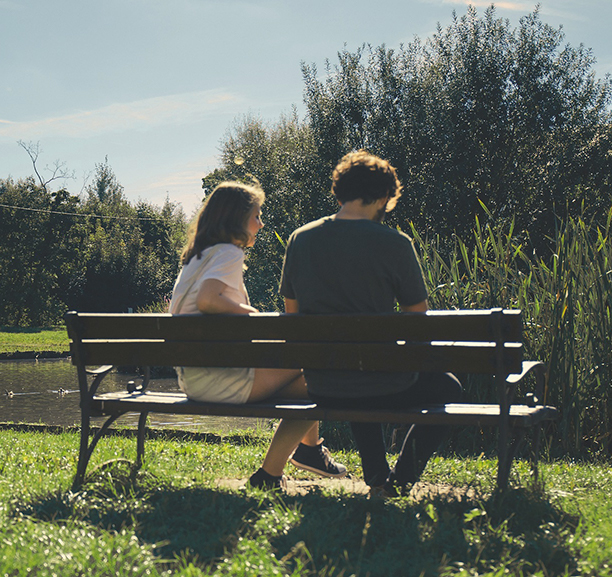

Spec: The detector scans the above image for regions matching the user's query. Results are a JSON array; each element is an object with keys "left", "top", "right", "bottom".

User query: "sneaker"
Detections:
[
  {"left": 368, "top": 481, "right": 399, "bottom": 499},
  {"left": 248, "top": 467, "right": 287, "bottom": 491},
  {"left": 290, "top": 440, "right": 347, "bottom": 478}
]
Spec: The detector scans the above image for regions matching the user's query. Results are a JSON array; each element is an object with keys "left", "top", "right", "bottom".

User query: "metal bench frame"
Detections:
[{"left": 65, "top": 309, "right": 557, "bottom": 490}]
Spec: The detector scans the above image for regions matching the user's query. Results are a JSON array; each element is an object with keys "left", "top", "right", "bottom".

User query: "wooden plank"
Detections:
[
  {"left": 65, "top": 310, "right": 522, "bottom": 344},
  {"left": 90, "top": 392, "right": 558, "bottom": 428},
  {"left": 75, "top": 340, "right": 522, "bottom": 374}
]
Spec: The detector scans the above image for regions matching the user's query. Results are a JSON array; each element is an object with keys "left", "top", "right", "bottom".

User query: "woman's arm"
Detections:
[
  {"left": 284, "top": 297, "right": 299, "bottom": 313},
  {"left": 196, "top": 279, "right": 258, "bottom": 314}
]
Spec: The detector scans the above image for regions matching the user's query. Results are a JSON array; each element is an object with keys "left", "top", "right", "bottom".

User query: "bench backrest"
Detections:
[{"left": 65, "top": 309, "right": 522, "bottom": 376}]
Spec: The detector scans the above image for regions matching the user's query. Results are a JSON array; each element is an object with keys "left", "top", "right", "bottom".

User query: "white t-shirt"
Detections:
[
  {"left": 169, "top": 243, "right": 255, "bottom": 404},
  {"left": 169, "top": 243, "right": 249, "bottom": 315}
]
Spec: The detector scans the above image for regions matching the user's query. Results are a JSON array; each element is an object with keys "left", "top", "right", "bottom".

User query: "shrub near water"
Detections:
[{"left": 412, "top": 206, "right": 612, "bottom": 458}]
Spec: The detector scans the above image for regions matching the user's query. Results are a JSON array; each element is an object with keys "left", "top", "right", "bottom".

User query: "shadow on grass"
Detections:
[
  {"left": 0, "top": 326, "right": 54, "bottom": 333},
  {"left": 15, "top": 463, "right": 580, "bottom": 576}
]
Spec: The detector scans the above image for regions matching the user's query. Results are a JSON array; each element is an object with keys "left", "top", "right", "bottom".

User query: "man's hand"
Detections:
[{"left": 400, "top": 300, "right": 428, "bottom": 313}]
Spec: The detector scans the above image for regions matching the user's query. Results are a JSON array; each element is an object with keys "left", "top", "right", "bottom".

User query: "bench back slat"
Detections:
[
  {"left": 72, "top": 340, "right": 522, "bottom": 374},
  {"left": 66, "top": 310, "right": 521, "bottom": 343},
  {"left": 65, "top": 310, "right": 523, "bottom": 376}
]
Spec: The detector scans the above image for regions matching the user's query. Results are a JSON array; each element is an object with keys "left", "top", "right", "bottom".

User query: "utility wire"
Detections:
[{"left": 0, "top": 202, "right": 165, "bottom": 221}]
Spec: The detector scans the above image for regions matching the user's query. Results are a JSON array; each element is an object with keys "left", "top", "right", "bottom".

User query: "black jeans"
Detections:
[{"left": 310, "top": 372, "right": 462, "bottom": 488}]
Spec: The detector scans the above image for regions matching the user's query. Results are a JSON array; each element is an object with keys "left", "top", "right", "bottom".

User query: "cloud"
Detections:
[
  {"left": 0, "top": 89, "right": 243, "bottom": 139},
  {"left": 128, "top": 158, "right": 218, "bottom": 216}
]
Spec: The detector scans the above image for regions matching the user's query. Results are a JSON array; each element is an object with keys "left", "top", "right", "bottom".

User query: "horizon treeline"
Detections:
[{"left": 0, "top": 158, "right": 186, "bottom": 326}]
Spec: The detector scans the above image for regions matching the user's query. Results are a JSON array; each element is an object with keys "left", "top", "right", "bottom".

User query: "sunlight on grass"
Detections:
[
  {"left": 0, "top": 327, "right": 69, "bottom": 354},
  {"left": 0, "top": 429, "right": 610, "bottom": 576}
]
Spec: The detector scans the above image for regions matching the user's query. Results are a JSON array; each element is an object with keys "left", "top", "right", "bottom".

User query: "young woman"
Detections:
[{"left": 169, "top": 181, "right": 345, "bottom": 489}]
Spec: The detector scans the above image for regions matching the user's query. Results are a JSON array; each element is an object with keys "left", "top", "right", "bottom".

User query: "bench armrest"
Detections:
[
  {"left": 84, "top": 365, "right": 151, "bottom": 396},
  {"left": 85, "top": 365, "right": 114, "bottom": 376},
  {"left": 127, "top": 366, "right": 151, "bottom": 393},
  {"left": 506, "top": 361, "right": 546, "bottom": 406}
]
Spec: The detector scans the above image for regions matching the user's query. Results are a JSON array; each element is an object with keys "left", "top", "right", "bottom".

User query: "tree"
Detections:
[
  {"left": 202, "top": 112, "right": 336, "bottom": 310},
  {"left": 302, "top": 6, "right": 612, "bottom": 246},
  {"left": 0, "top": 178, "right": 83, "bottom": 325},
  {"left": 0, "top": 158, "right": 187, "bottom": 325},
  {"left": 17, "top": 140, "right": 75, "bottom": 192},
  {"left": 70, "top": 162, "right": 186, "bottom": 313},
  {"left": 83, "top": 156, "right": 129, "bottom": 209}
]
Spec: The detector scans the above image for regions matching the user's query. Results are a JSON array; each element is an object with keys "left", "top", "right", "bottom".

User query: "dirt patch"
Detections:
[{"left": 215, "top": 476, "right": 480, "bottom": 500}]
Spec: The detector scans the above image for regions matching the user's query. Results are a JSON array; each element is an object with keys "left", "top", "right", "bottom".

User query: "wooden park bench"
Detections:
[{"left": 65, "top": 309, "right": 558, "bottom": 490}]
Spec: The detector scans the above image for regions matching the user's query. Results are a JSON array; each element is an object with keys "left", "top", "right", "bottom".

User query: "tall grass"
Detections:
[{"left": 411, "top": 206, "right": 612, "bottom": 458}]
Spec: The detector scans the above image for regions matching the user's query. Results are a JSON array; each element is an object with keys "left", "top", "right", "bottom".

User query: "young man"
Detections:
[{"left": 281, "top": 150, "right": 462, "bottom": 497}]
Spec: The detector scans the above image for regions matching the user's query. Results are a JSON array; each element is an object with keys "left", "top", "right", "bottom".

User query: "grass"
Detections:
[
  {"left": 0, "top": 427, "right": 611, "bottom": 576},
  {"left": 0, "top": 326, "right": 69, "bottom": 354}
]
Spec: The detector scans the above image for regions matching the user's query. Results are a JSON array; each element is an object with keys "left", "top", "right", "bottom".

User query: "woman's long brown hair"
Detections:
[{"left": 181, "top": 181, "right": 265, "bottom": 265}]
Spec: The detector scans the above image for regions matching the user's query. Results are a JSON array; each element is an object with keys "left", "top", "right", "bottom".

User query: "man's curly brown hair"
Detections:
[{"left": 331, "top": 150, "right": 402, "bottom": 211}]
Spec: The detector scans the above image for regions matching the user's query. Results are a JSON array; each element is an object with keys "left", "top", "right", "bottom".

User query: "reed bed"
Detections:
[{"left": 411, "top": 206, "right": 612, "bottom": 458}]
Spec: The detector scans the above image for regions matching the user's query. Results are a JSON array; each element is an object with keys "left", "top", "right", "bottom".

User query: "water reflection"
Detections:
[{"left": 0, "top": 359, "right": 263, "bottom": 433}]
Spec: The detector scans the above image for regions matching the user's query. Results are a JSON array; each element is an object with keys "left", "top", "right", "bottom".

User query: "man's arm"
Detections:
[
  {"left": 284, "top": 297, "right": 299, "bottom": 314},
  {"left": 400, "top": 299, "right": 428, "bottom": 313}
]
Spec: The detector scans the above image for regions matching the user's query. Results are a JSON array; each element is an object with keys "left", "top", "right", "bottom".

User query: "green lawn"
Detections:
[
  {"left": 0, "top": 427, "right": 610, "bottom": 576},
  {"left": 0, "top": 326, "right": 70, "bottom": 354}
]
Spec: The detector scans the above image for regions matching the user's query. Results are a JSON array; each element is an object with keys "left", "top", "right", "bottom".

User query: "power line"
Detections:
[{"left": 0, "top": 202, "right": 164, "bottom": 221}]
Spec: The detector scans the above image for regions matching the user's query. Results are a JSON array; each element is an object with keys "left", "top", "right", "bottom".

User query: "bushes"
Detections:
[{"left": 0, "top": 168, "right": 187, "bottom": 326}]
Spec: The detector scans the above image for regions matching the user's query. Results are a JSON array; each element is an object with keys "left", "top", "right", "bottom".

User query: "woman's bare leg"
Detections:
[
  {"left": 248, "top": 369, "right": 320, "bottom": 476},
  {"left": 261, "top": 420, "right": 318, "bottom": 476},
  {"left": 247, "top": 368, "right": 309, "bottom": 402}
]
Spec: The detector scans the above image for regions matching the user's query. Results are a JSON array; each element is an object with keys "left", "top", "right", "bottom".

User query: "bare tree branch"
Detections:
[{"left": 17, "top": 140, "right": 76, "bottom": 192}]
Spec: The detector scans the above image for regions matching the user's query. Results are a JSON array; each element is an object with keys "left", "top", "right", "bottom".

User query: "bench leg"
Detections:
[
  {"left": 497, "top": 427, "right": 526, "bottom": 490},
  {"left": 529, "top": 423, "right": 543, "bottom": 488},
  {"left": 136, "top": 412, "right": 149, "bottom": 470},
  {"left": 72, "top": 413, "right": 124, "bottom": 490},
  {"left": 498, "top": 425, "right": 547, "bottom": 491},
  {"left": 497, "top": 432, "right": 511, "bottom": 490},
  {"left": 74, "top": 408, "right": 92, "bottom": 490}
]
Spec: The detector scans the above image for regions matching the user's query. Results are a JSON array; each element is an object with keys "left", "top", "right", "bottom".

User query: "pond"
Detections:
[{"left": 0, "top": 359, "right": 264, "bottom": 433}]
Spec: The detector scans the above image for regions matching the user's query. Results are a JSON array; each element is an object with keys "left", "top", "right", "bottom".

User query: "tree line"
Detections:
[{"left": 0, "top": 159, "right": 186, "bottom": 326}]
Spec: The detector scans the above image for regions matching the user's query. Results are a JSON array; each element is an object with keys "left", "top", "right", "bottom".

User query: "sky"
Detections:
[{"left": 1, "top": 0, "right": 611, "bottom": 217}]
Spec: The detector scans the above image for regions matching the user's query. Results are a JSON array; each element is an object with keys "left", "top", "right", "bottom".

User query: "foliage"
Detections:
[
  {"left": 412, "top": 206, "right": 612, "bottom": 458},
  {"left": 0, "top": 178, "right": 84, "bottom": 325},
  {"left": 0, "top": 161, "right": 187, "bottom": 325},
  {"left": 302, "top": 6, "right": 612, "bottom": 247},
  {"left": 202, "top": 111, "right": 337, "bottom": 311}
]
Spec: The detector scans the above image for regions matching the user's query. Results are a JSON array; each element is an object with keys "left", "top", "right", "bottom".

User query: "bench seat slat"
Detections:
[
  {"left": 74, "top": 340, "right": 523, "bottom": 374},
  {"left": 68, "top": 310, "right": 522, "bottom": 343},
  {"left": 91, "top": 392, "right": 557, "bottom": 428}
]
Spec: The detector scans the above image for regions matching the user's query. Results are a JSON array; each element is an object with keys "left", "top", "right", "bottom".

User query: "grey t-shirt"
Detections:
[{"left": 280, "top": 216, "right": 428, "bottom": 398}]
